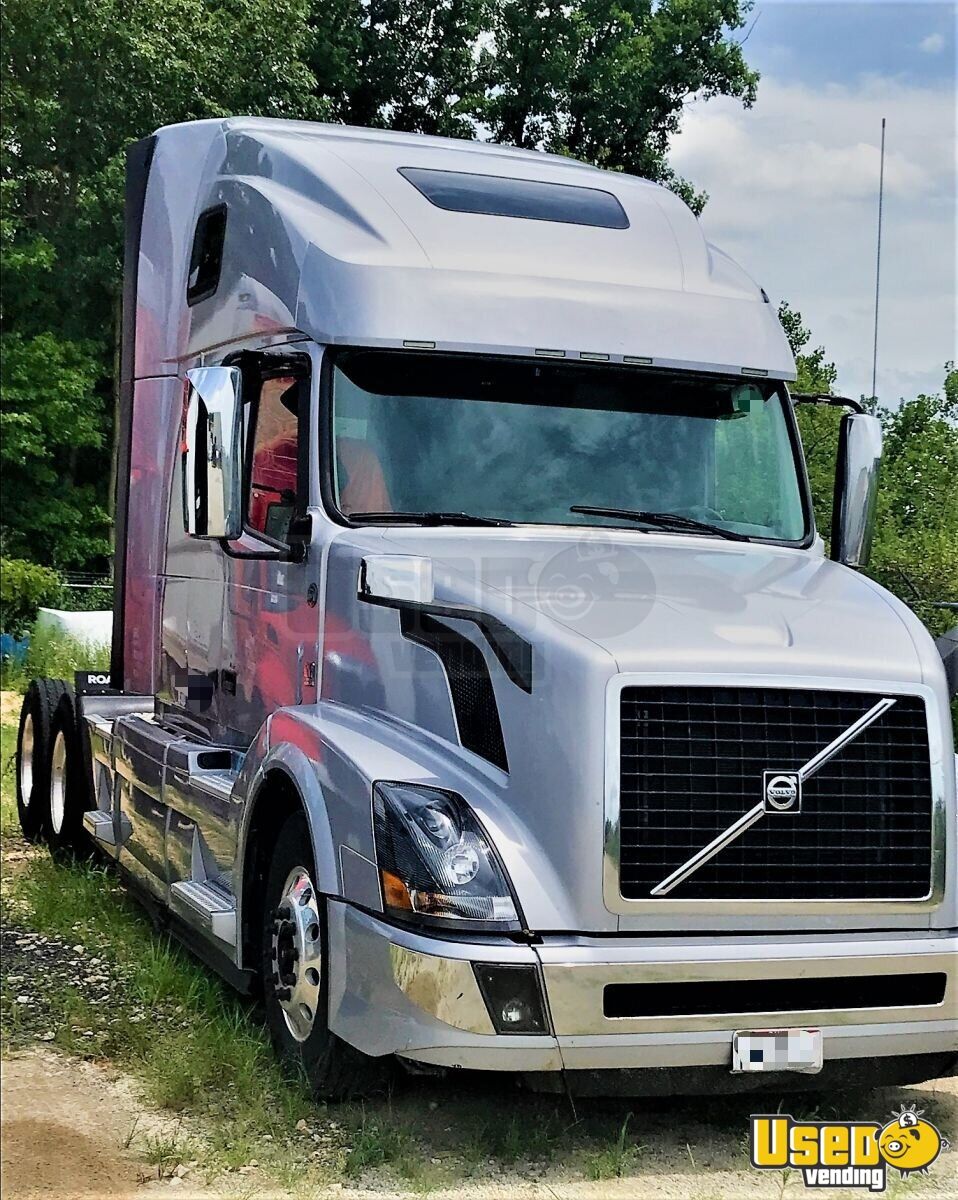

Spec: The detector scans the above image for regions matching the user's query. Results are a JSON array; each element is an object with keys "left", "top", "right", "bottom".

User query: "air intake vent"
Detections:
[
  {"left": 401, "top": 611, "right": 508, "bottom": 771},
  {"left": 604, "top": 972, "right": 947, "bottom": 1019}
]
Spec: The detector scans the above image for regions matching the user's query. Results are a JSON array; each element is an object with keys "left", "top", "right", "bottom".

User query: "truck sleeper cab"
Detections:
[{"left": 15, "top": 117, "right": 957, "bottom": 1098}]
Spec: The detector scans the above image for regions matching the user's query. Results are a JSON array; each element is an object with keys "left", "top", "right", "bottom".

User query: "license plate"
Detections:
[{"left": 731, "top": 1028, "right": 823, "bottom": 1074}]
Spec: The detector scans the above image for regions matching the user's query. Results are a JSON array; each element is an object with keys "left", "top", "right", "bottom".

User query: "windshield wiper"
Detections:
[
  {"left": 348, "top": 510, "right": 514, "bottom": 527},
  {"left": 570, "top": 506, "right": 750, "bottom": 542}
]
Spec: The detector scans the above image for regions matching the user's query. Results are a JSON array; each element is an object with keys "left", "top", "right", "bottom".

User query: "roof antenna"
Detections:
[{"left": 870, "top": 117, "right": 886, "bottom": 404}]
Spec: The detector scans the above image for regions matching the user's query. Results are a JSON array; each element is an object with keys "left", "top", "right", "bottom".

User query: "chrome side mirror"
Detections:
[
  {"left": 182, "top": 366, "right": 243, "bottom": 539},
  {"left": 831, "top": 412, "right": 882, "bottom": 568}
]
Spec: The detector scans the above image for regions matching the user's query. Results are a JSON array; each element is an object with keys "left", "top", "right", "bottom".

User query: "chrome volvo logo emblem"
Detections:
[{"left": 763, "top": 770, "right": 801, "bottom": 813}]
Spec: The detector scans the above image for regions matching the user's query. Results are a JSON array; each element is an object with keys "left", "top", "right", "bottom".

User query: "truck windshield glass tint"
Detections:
[
  {"left": 399, "top": 167, "right": 629, "bottom": 230},
  {"left": 331, "top": 354, "right": 808, "bottom": 542}
]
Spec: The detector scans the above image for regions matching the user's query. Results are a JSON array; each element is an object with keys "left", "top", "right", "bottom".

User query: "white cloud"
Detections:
[
  {"left": 919, "top": 32, "right": 945, "bottom": 54},
  {"left": 670, "top": 77, "right": 956, "bottom": 403}
]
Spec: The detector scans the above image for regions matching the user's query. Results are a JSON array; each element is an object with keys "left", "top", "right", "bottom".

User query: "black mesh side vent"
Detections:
[{"left": 401, "top": 610, "right": 509, "bottom": 771}]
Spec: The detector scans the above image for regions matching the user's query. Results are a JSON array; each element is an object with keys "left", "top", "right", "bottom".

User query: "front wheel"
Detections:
[{"left": 261, "top": 811, "right": 391, "bottom": 1100}]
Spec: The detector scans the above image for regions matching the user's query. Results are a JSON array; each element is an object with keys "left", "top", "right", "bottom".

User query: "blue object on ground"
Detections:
[{"left": 0, "top": 632, "right": 29, "bottom": 663}]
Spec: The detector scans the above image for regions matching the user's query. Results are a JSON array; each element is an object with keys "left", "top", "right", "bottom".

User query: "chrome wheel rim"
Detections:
[
  {"left": 20, "top": 713, "right": 35, "bottom": 804},
  {"left": 270, "top": 867, "right": 322, "bottom": 1042},
  {"left": 50, "top": 730, "right": 68, "bottom": 834}
]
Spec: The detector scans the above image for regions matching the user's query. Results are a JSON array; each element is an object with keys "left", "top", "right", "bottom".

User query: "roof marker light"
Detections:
[
  {"left": 534, "top": 348, "right": 565, "bottom": 358},
  {"left": 403, "top": 340, "right": 436, "bottom": 350},
  {"left": 741, "top": 366, "right": 769, "bottom": 377},
  {"left": 579, "top": 352, "right": 610, "bottom": 362},
  {"left": 624, "top": 355, "right": 653, "bottom": 366}
]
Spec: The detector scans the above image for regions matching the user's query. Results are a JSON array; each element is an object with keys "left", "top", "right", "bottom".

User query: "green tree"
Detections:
[
  {"left": 781, "top": 304, "right": 957, "bottom": 637},
  {"left": 479, "top": 0, "right": 760, "bottom": 212},
  {"left": 0, "top": 224, "right": 109, "bottom": 566},
  {"left": 314, "top": 0, "right": 488, "bottom": 137},
  {"left": 2, "top": 0, "right": 762, "bottom": 573},
  {"left": 1, "top": 0, "right": 319, "bottom": 568},
  {"left": 780, "top": 301, "right": 843, "bottom": 533},
  {"left": 868, "top": 364, "right": 958, "bottom": 637}
]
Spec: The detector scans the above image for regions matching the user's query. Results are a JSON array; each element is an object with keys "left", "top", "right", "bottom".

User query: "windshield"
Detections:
[{"left": 330, "top": 352, "right": 808, "bottom": 542}]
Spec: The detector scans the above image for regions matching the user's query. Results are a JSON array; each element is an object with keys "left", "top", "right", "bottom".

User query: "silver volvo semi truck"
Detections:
[{"left": 15, "top": 118, "right": 957, "bottom": 1098}]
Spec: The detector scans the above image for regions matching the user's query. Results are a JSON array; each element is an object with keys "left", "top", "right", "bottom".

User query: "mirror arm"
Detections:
[
  {"left": 220, "top": 541, "right": 290, "bottom": 562},
  {"left": 220, "top": 513, "right": 312, "bottom": 563},
  {"left": 790, "top": 392, "right": 866, "bottom": 415},
  {"left": 287, "top": 512, "right": 312, "bottom": 564}
]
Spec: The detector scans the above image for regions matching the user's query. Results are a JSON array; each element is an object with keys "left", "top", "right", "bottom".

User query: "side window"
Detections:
[
  {"left": 245, "top": 373, "right": 301, "bottom": 543},
  {"left": 187, "top": 204, "right": 227, "bottom": 305}
]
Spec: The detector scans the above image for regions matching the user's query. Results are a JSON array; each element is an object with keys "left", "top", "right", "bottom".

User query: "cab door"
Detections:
[{"left": 217, "top": 350, "right": 319, "bottom": 741}]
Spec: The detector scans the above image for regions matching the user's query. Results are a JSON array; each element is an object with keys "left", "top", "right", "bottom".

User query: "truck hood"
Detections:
[
  {"left": 381, "top": 528, "right": 923, "bottom": 684},
  {"left": 322, "top": 526, "right": 950, "bottom": 935}
]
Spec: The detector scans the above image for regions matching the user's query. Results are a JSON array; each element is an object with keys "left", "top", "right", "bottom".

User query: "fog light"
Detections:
[{"left": 473, "top": 964, "right": 548, "bottom": 1035}]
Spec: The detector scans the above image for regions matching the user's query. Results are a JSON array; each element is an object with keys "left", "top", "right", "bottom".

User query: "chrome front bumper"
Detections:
[{"left": 327, "top": 902, "right": 958, "bottom": 1075}]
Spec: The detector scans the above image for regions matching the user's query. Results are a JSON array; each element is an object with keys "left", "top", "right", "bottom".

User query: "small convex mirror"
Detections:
[{"left": 182, "top": 366, "right": 243, "bottom": 539}]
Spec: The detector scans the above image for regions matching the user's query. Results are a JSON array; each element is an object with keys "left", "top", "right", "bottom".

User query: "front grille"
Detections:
[
  {"left": 603, "top": 972, "right": 947, "bottom": 1019},
  {"left": 618, "top": 687, "right": 933, "bottom": 900}
]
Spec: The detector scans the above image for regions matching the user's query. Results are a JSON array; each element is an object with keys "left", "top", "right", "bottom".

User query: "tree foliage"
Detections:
[
  {"left": 313, "top": 0, "right": 489, "bottom": 137},
  {"left": 479, "top": 0, "right": 758, "bottom": 212},
  {"left": 1, "top": 0, "right": 319, "bottom": 567},
  {"left": 781, "top": 301, "right": 843, "bottom": 532},
  {"left": 783, "top": 303, "right": 958, "bottom": 637},
  {"left": 0, "top": 557, "right": 63, "bottom": 637},
  {"left": 2, "top": 0, "right": 760, "bottom": 570},
  {"left": 868, "top": 365, "right": 958, "bottom": 637},
  {"left": 4, "top": 0, "right": 953, "bottom": 659}
]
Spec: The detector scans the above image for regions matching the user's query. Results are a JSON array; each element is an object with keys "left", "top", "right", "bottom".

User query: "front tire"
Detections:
[
  {"left": 261, "top": 811, "right": 390, "bottom": 1100},
  {"left": 15, "top": 679, "right": 69, "bottom": 842}
]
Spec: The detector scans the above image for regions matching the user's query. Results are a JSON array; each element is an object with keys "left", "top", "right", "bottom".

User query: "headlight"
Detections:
[{"left": 373, "top": 783, "right": 520, "bottom": 930}]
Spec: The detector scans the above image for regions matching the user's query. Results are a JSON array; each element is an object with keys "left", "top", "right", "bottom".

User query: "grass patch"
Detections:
[
  {"left": 1, "top": 717, "right": 19, "bottom": 838},
  {"left": 344, "top": 1111, "right": 417, "bottom": 1177},
  {"left": 0, "top": 800, "right": 325, "bottom": 1183},
  {"left": 3, "top": 699, "right": 953, "bottom": 1196},
  {"left": 459, "top": 1105, "right": 566, "bottom": 1169},
  {"left": 141, "top": 1127, "right": 197, "bottom": 1179},
  {"left": 581, "top": 1112, "right": 647, "bottom": 1179},
  {"left": 0, "top": 812, "right": 666, "bottom": 1191},
  {"left": 0, "top": 625, "right": 109, "bottom": 692}
]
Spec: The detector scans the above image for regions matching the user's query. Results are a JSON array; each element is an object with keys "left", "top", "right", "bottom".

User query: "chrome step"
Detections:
[
  {"left": 83, "top": 809, "right": 117, "bottom": 846},
  {"left": 84, "top": 809, "right": 132, "bottom": 850},
  {"left": 169, "top": 879, "right": 237, "bottom": 947},
  {"left": 189, "top": 769, "right": 236, "bottom": 801}
]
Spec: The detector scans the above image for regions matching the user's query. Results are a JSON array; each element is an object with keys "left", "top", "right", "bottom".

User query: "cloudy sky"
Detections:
[{"left": 669, "top": 0, "right": 956, "bottom": 405}]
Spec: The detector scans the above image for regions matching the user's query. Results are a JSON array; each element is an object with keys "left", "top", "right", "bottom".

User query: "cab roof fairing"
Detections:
[{"left": 139, "top": 117, "right": 797, "bottom": 380}]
